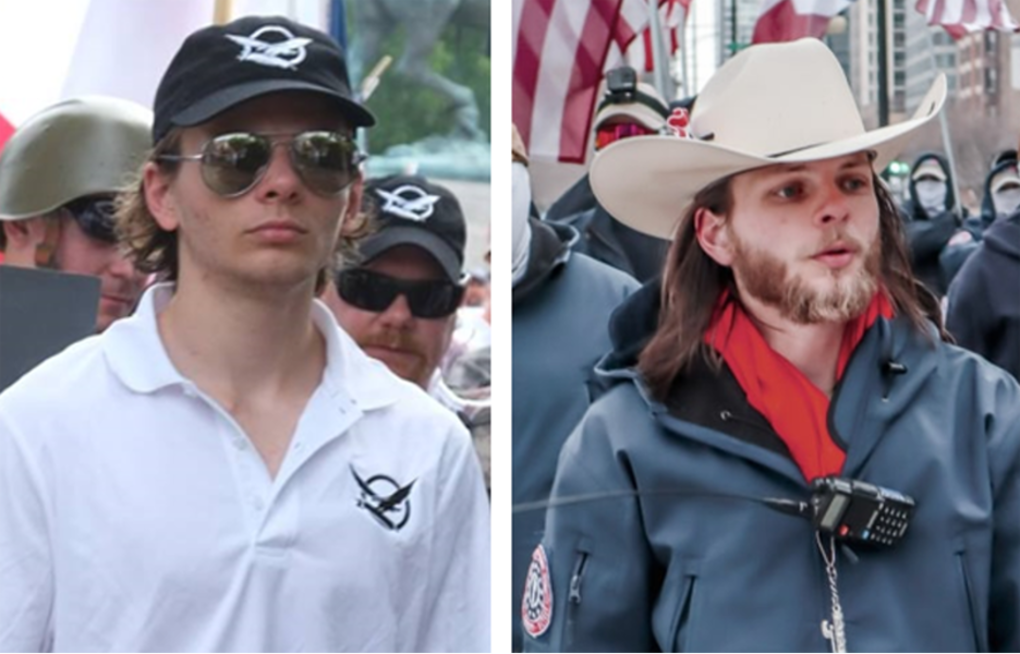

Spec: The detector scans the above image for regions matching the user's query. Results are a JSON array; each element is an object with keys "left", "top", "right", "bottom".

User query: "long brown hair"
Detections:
[
  {"left": 114, "top": 130, "right": 371, "bottom": 293},
  {"left": 638, "top": 173, "right": 947, "bottom": 402}
]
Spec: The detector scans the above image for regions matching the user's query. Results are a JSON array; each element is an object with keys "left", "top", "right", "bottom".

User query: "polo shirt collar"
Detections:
[{"left": 103, "top": 283, "right": 400, "bottom": 411}]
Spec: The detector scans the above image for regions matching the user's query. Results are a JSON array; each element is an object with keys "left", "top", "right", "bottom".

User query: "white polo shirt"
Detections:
[{"left": 0, "top": 284, "right": 490, "bottom": 652}]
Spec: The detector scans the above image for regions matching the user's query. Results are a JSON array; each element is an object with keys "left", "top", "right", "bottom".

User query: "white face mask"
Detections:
[
  {"left": 511, "top": 162, "right": 532, "bottom": 285},
  {"left": 915, "top": 179, "right": 948, "bottom": 217},
  {"left": 993, "top": 187, "right": 1020, "bottom": 219}
]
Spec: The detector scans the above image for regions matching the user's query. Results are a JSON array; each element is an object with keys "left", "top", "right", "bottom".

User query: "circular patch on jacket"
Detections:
[{"left": 522, "top": 544, "right": 553, "bottom": 638}]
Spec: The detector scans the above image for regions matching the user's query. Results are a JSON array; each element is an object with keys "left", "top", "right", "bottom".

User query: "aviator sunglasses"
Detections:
[
  {"left": 336, "top": 268, "right": 465, "bottom": 319},
  {"left": 158, "top": 131, "right": 365, "bottom": 197}
]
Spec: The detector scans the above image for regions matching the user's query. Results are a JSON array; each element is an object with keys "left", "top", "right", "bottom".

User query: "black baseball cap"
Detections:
[
  {"left": 358, "top": 175, "right": 467, "bottom": 283},
  {"left": 152, "top": 15, "right": 374, "bottom": 143}
]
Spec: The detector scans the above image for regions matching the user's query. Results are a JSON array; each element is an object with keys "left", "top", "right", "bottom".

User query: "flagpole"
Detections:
[
  {"left": 678, "top": 13, "right": 689, "bottom": 96},
  {"left": 877, "top": 0, "right": 889, "bottom": 126},
  {"left": 647, "top": 0, "right": 674, "bottom": 99},
  {"left": 925, "top": 27, "right": 961, "bottom": 210},
  {"left": 213, "top": 0, "right": 233, "bottom": 25}
]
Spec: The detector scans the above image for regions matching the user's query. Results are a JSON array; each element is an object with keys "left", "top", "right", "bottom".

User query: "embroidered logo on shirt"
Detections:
[
  {"left": 351, "top": 466, "right": 414, "bottom": 531},
  {"left": 226, "top": 26, "right": 312, "bottom": 70},
  {"left": 375, "top": 185, "right": 442, "bottom": 222},
  {"left": 522, "top": 544, "right": 553, "bottom": 638}
]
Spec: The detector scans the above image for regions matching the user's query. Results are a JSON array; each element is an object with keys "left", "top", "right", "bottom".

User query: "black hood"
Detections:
[
  {"left": 598, "top": 279, "right": 662, "bottom": 375},
  {"left": 904, "top": 152, "right": 958, "bottom": 220},
  {"left": 512, "top": 219, "right": 576, "bottom": 304},
  {"left": 544, "top": 173, "right": 596, "bottom": 223},
  {"left": 983, "top": 212, "right": 1020, "bottom": 262},
  {"left": 979, "top": 157, "right": 1020, "bottom": 229}
]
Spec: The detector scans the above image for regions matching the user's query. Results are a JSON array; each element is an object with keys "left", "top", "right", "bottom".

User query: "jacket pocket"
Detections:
[
  {"left": 563, "top": 547, "right": 590, "bottom": 651},
  {"left": 956, "top": 550, "right": 987, "bottom": 652},
  {"left": 669, "top": 572, "right": 700, "bottom": 652}
]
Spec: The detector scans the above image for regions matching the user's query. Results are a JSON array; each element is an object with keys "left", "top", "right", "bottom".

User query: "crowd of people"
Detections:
[
  {"left": 0, "top": 15, "right": 490, "bottom": 652},
  {"left": 2, "top": 13, "right": 1019, "bottom": 653},
  {"left": 514, "top": 38, "right": 1020, "bottom": 652}
]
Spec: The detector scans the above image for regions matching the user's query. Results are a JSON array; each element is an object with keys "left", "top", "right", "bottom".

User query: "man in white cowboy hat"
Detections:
[{"left": 522, "top": 38, "right": 1020, "bottom": 652}]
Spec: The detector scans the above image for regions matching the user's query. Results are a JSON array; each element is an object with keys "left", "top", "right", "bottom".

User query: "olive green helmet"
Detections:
[{"left": 0, "top": 96, "right": 152, "bottom": 221}]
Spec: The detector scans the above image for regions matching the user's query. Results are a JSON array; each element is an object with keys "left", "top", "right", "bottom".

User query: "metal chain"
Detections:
[{"left": 816, "top": 533, "right": 848, "bottom": 653}]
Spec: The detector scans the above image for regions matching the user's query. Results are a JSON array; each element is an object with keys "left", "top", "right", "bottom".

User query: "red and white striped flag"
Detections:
[
  {"left": 513, "top": 0, "right": 679, "bottom": 164},
  {"left": 915, "top": 0, "right": 1020, "bottom": 39},
  {"left": 752, "top": 0, "right": 853, "bottom": 44},
  {"left": 622, "top": 0, "right": 690, "bottom": 73}
]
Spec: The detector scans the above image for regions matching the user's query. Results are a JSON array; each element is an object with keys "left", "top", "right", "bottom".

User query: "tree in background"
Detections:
[{"left": 348, "top": 2, "right": 490, "bottom": 155}]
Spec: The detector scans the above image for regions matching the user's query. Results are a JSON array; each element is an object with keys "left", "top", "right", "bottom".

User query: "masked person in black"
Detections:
[
  {"left": 545, "top": 67, "right": 673, "bottom": 283},
  {"left": 946, "top": 155, "right": 1020, "bottom": 381},
  {"left": 899, "top": 152, "right": 972, "bottom": 297}
]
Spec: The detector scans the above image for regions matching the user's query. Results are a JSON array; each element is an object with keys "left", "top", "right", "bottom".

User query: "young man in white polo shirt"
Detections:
[{"left": 0, "top": 15, "right": 489, "bottom": 652}]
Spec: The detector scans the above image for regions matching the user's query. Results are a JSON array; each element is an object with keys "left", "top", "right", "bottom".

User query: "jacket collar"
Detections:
[{"left": 599, "top": 281, "right": 942, "bottom": 485}]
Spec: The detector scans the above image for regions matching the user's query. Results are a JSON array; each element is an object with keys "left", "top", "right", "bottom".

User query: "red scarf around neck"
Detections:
[{"left": 704, "top": 291, "right": 893, "bottom": 481}]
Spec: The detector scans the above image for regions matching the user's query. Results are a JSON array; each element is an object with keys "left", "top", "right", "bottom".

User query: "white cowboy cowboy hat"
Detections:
[{"left": 590, "top": 38, "right": 947, "bottom": 240}]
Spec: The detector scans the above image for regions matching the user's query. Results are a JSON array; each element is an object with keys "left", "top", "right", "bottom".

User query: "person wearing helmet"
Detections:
[{"left": 0, "top": 96, "right": 151, "bottom": 332}]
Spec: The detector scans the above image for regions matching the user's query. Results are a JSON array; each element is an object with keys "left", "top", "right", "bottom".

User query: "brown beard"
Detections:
[
  {"left": 730, "top": 229, "right": 882, "bottom": 324},
  {"left": 359, "top": 330, "right": 430, "bottom": 381}
]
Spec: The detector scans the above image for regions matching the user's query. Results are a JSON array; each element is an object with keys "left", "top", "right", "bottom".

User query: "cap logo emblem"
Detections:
[
  {"left": 375, "top": 185, "right": 442, "bottom": 222},
  {"left": 226, "top": 25, "right": 312, "bottom": 70}
]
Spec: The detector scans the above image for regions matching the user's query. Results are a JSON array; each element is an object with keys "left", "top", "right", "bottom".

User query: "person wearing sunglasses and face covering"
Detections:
[
  {"left": 544, "top": 67, "right": 672, "bottom": 283},
  {"left": 523, "top": 39, "right": 1020, "bottom": 652},
  {"left": 0, "top": 96, "right": 151, "bottom": 332},
  {"left": 0, "top": 15, "right": 488, "bottom": 653}
]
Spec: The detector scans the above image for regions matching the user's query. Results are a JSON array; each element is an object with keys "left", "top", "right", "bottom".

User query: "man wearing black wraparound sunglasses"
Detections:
[
  {"left": 323, "top": 175, "right": 491, "bottom": 491},
  {"left": 0, "top": 96, "right": 151, "bottom": 332},
  {"left": 0, "top": 15, "right": 489, "bottom": 653},
  {"left": 324, "top": 175, "right": 467, "bottom": 391}
]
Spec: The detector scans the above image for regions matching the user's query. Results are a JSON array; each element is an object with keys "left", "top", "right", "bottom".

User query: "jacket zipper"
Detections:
[
  {"left": 564, "top": 550, "right": 589, "bottom": 650},
  {"left": 719, "top": 409, "right": 774, "bottom": 435},
  {"left": 569, "top": 551, "right": 589, "bottom": 604}
]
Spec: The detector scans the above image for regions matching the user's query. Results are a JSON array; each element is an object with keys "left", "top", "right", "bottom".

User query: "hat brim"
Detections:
[
  {"left": 171, "top": 79, "right": 375, "bottom": 130},
  {"left": 595, "top": 103, "right": 667, "bottom": 131},
  {"left": 591, "top": 75, "right": 946, "bottom": 240},
  {"left": 358, "top": 226, "right": 462, "bottom": 282},
  {"left": 992, "top": 176, "right": 1020, "bottom": 193}
]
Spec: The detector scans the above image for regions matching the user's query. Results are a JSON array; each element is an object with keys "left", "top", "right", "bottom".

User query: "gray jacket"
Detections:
[
  {"left": 512, "top": 219, "right": 638, "bottom": 651},
  {"left": 525, "top": 286, "right": 1020, "bottom": 652}
]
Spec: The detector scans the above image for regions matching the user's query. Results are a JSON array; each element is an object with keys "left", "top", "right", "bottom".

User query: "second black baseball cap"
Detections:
[{"left": 358, "top": 175, "right": 468, "bottom": 283}]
